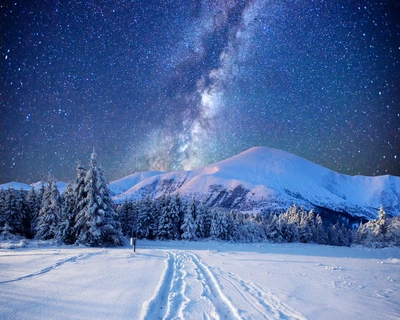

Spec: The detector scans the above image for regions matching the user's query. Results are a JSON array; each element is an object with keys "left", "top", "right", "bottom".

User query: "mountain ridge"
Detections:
[{"left": 111, "top": 147, "right": 400, "bottom": 220}]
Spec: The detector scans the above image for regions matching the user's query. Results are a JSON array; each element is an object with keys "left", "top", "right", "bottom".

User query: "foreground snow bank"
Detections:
[{"left": 0, "top": 240, "right": 399, "bottom": 319}]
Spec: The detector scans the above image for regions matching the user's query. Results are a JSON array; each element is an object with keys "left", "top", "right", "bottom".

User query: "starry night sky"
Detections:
[{"left": 1, "top": 0, "right": 399, "bottom": 184}]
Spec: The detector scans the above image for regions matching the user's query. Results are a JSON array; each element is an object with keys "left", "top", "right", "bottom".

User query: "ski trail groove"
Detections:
[
  {"left": 164, "top": 251, "right": 190, "bottom": 319},
  {"left": 185, "top": 252, "right": 241, "bottom": 320},
  {"left": 0, "top": 250, "right": 106, "bottom": 284},
  {"left": 141, "top": 250, "right": 241, "bottom": 320},
  {"left": 142, "top": 251, "right": 175, "bottom": 320},
  {"left": 212, "top": 266, "right": 306, "bottom": 320},
  {"left": 141, "top": 250, "right": 304, "bottom": 320}
]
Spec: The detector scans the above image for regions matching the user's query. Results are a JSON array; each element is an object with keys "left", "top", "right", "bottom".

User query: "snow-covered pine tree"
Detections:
[
  {"left": 377, "top": 206, "right": 388, "bottom": 239},
  {"left": 181, "top": 204, "right": 196, "bottom": 240},
  {"left": 326, "top": 222, "right": 339, "bottom": 246},
  {"left": 117, "top": 200, "right": 131, "bottom": 236},
  {"left": 36, "top": 183, "right": 46, "bottom": 207},
  {"left": 27, "top": 187, "right": 40, "bottom": 238},
  {"left": 173, "top": 193, "right": 185, "bottom": 238},
  {"left": 279, "top": 212, "right": 299, "bottom": 243},
  {"left": 58, "top": 183, "right": 76, "bottom": 244},
  {"left": 286, "top": 204, "right": 301, "bottom": 225},
  {"left": 136, "top": 195, "right": 156, "bottom": 239},
  {"left": 229, "top": 211, "right": 242, "bottom": 241},
  {"left": 0, "top": 188, "right": 6, "bottom": 228},
  {"left": 265, "top": 213, "right": 283, "bottom": 242},
  {"left": 73, "top": 162, "right": 87, "bottom": 230},
  {"left": 338, "top": 223, "right": 352, "bottom": 246},
  {"left": 353, "top": 207, "right": 390, "bottom": 248},
  {"left": 157, "top": 194, "right": 178, "bottom": 240},
  {"left": 3, "top": 186, "right": 24, "bottom": 235},
  {"left": 353, "top": 221, "right": 364, "bottom": 245},
  {"left": 210, "top": 209, "right": 229, "bottom": 240},
  {"left": 315, "top": 214, "right": 327, "bottom": 244},
  {"left": 239, "top": 215, "right": 265, "bottom": 242},
  {"left": 169, "top": 195, "right": 181, "bottom": 240},
  {"left": 189, "top": 196, "right": 197, "bottom": 222},
  {"left": 195, "top": 203, "right": 211, "bottom": 239},
  {"left": 299, "top": 210, "right": 314, "bottom": 243},
  {"left": 385, "top": 216, "right": 400, "bottom": 247},
  {"left": 129, "top": 200, "right": 141, "bottom": 237},
  {"left": 74, "top": 151, "right": 123, "bottom": 246},
  {"left": 210, "top": 209, "right": 219, "bottom": 239},
  {"left": 36, "top": 181, "right": 62, "bottom": 240},
  {"left": 17, "top": 187, "right": 31, "bottom": 238}
]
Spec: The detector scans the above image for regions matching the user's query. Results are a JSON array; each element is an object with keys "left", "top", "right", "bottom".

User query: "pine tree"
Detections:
[
  {"left": 3, "top": 186, "right": 24, "bottom": 235},
  {"left": 181, "top": 204, "right": 196, "bottom": 240},
  {"left": 189, "top": 196, "right": 197, "bottom": 222},
  {"left": 338, "top": 223, "right": 351, "bottom": 246},
  {"left": 173, "top": 193, "right": 185, "bottom": 238},
  {"left": 195, "top": 203, "right": 211, "bottom": 239},
  {"left": 157, "top": 194, "right": 178, "bottom": 240},
  {"left": 327, "top": 222, "right": 339, "bottom": 246},
  {"left": 299, "top": 210, "right": 314, "bottom": 243},
  {"left": 169, "top": 195, "right": 181, "bottom": 239},
  {"left": 17, "top": 187, "right": 31, "bottom": 238},
  {"left": 27, "top": 187, "right": 40, "bottom": 238},
  {"left": 0, "top": 188, "right": 6, "bottom": 229},
  {"left": 385, "top": 216, "right": 400, "bottom": 247},
  {"left": 117, "top": 200, "right": 131, "bottom": 236},
  {"left": 315, "top": 214, "right": 327, "bottom": 244},
  {"left": 74, "top": 151, "right": 123, "bottom": 246},
  {"left": 377, "top": 206, "right": 388, "bottom": 240},
  {"left": 73, "top": 162, "right": 87, "bottom": 230},
  {"left": 265, "top": 213, "right": 283, "bottom": 242},
  {"left": 210, "top": 210, "right": 229, "bottom": 240},
  {"left": 137, "top": 195, "right": 156, "bottom": 239},
  {"left": 36, "top": 182, "right": 62, "bottom": 240},
  {"left": 353, "top": 221, "right": 364, "bottom": 245},
  {"left": 59, "top": 183, "right": 76, "bottom": 244},
  {"left": 279, "top": 212, "right": 299, "bottom": 243}
]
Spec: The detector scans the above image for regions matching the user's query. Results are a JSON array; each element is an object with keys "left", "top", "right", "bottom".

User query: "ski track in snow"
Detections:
[
  {"left": 141, "top": 250, "right": 304, "bottom": 320},
  {"left": 0, "top": 250, "right": 107, "bottom": 284},
  {"left": 141, "top": 250, "right": 241, "bottom": 320},
  {"left": 211, "top": 266, "right": 306, "bottom": 320}
]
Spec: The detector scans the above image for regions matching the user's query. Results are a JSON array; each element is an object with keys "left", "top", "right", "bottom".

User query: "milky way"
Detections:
[{"left": 1, "top": 0, "right": 399, "bottom": 184}]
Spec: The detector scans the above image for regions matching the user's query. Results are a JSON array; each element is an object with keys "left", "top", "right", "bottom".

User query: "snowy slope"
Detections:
[
  {"left": 30, "top": 181, "right": 68, "bottom": 194},
  {"left": 0, "top": 181, "right": 68, "bottom": 194},
  {"left": 0, "top": 182, "right": 33, "bottom": 191},
  {"left": 1, "top": 240, "right": 399, "bottom": 320},
  {"left": 108, "top": 171, "right": 164, "bottom": 196},
  {"left": 112, "top": 147, "right": 400, "bottom": 219}
]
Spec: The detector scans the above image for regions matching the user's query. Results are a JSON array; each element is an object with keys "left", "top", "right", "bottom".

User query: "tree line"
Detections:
[
  {"left": 0, "top": 151, "right": 123, "bottom": 246},
  {"left": 1, "top": 152, "right": 399, "bottom": 248}
]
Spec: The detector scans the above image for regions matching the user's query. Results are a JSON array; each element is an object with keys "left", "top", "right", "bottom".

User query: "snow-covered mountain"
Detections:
[
  {"left": 112, "top": 147, "right": 400, "bottom": 220},
  {"left": 0, "top": 181, "right": 68, "bottom": 194}
]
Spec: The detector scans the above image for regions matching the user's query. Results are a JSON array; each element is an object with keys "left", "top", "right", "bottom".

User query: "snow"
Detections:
[{"left": 1, "top": 239, "right": 399, "bottom": 320}]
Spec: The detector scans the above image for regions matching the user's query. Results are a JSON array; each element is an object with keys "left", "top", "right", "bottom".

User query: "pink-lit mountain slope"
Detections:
[{"left": 112, "top": 147, "right": 400, "bottom": 220}]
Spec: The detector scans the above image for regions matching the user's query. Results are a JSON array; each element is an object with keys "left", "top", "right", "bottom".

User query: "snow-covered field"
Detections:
[{"left": 1, "top": 240, "right": 399, "bottom": 320}]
